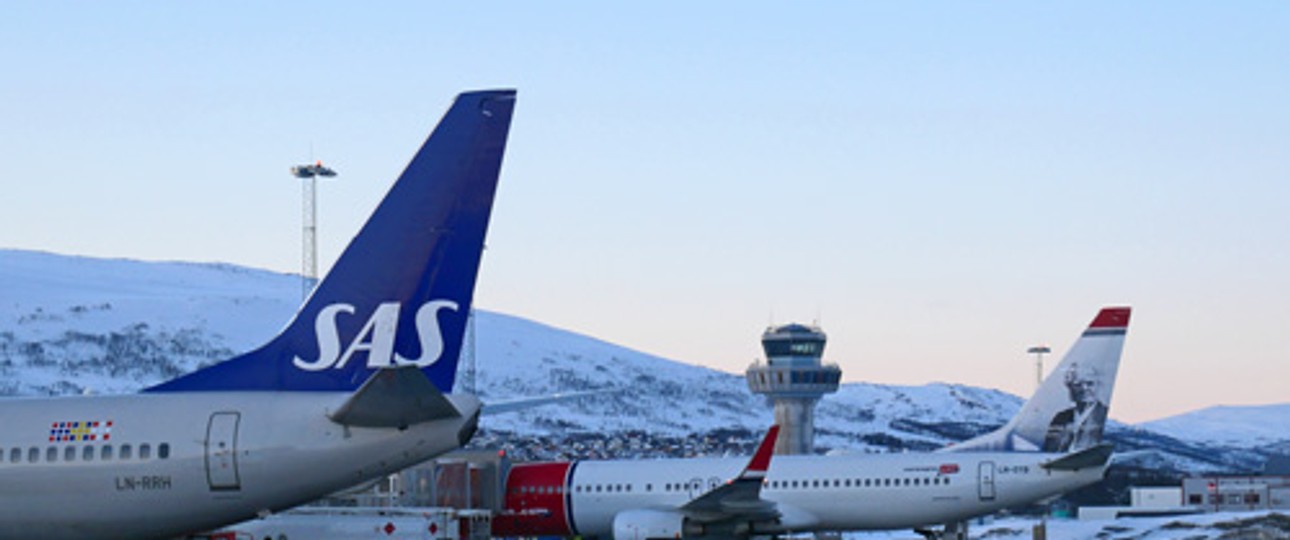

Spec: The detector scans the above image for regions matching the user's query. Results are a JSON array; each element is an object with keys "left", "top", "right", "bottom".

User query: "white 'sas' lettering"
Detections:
[{"left": 292, "top": 300, "right": 459, "bottom": 371}]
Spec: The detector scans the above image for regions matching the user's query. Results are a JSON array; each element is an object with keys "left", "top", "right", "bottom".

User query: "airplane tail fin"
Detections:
[
  {"left": 946, "top": 307, "right": 1131, "bottom": 453},
  {"left": 147, "top": 90, "right": 516, "bottom": 394}
]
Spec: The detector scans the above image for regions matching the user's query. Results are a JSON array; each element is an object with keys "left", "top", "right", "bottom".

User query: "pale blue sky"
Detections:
[{"left": 2, "top": 3, "right": 1287, "bottom": 422}]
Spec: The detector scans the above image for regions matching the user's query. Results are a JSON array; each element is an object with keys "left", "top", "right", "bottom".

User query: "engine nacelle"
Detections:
[{"left": 612, "top": 509, "right": 695, "bottom": 540}]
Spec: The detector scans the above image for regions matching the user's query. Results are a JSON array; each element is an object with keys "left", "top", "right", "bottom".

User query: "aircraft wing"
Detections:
[
  {"left": 680, "top": 425, "right": 781, "bottom": 524},
  {"left": 481, "top": 389, "right": 613, "bottom": 415},
  {"left": 329, "top": 366, "right": 460, "bottom": 428}
]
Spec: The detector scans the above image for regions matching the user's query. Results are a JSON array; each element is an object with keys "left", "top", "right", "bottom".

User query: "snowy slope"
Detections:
[
  {"left": 1141, "top": 404, "right": 1290, "bottom": 448},
  {"left": 473, "top": 310, "right": 1019, "bottom": 451},
  {"left": 1, "top": 248, "right": 1286, "bottom": 471},
  {"left": 0, "top": 249, "right": 298, "bottom": 395}
]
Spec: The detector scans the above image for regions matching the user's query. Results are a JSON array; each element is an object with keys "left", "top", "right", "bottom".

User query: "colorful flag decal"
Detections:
[{"left": 48, "top": 420, "right": 113, "bottom": 443}]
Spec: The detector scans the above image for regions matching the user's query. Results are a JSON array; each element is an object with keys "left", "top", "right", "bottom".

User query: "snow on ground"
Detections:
[{"left": 846, "top": 511, "right": 1290, "bottom": 539}]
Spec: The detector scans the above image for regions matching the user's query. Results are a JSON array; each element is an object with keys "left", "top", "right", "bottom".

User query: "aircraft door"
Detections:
[
  {"left": 977, "top": 461, "right": 996, "bottom": 501},
  {"left": 206, "top": 412, "right": 241, "bottom": 491},
  {"left": 687, "top": 477, "right": 704, "bottom": 499}
]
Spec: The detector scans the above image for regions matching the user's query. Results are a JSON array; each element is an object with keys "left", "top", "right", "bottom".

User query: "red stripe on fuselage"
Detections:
[{"left": 492, "top": 461, "right": 574, "bottom": 537}]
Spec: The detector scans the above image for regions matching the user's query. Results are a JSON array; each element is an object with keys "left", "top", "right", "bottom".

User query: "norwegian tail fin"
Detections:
[
  {"left": 946, "top": 307, "right": 1131, "bottom": 453},
  {"left": 147, "top": 90, "right": 517, "bottom": 394}
]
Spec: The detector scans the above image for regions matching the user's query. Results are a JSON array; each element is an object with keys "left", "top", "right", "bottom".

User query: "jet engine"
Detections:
[{"left": 612, "top": 509, "right": 697, "bottom": 540}]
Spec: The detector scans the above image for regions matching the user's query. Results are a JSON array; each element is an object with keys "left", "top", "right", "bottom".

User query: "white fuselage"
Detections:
[
  {"left": 0, "top": 392, "right": 479, "bottom": 540},
  {"left": 564, "top": 451, "right": 1102, "bottom": 535}
]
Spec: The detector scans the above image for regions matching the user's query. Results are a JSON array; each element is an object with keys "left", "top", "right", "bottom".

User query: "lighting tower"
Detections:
[
  {"left": 746, "top": 323, "right": 841, "bottom": 455},
  {"left": 289, "top": 161, "right": 338, "bottom": 300},
  {"left": 1027, "top": 345, "right": 1051, "bottom": 391}
]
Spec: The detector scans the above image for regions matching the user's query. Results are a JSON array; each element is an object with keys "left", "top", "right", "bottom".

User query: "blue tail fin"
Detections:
[{"left": 147, "top": 89, "right": 516, "bottom": 393}]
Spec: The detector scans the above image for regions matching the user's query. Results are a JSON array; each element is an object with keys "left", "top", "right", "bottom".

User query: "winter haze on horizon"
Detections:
[{"left": 1, "top": 3, "right": 1286, "bottom": 423}]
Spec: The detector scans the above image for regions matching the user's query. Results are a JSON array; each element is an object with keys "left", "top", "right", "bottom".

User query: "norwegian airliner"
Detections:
[
  {"left": 494, "top": 307, "right": 1131, "bottom": 540},
  {"left": 0, "top": 89, "right": 516, "bottom": 539}
]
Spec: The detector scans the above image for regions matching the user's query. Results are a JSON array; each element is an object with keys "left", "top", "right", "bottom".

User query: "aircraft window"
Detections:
[
  {"left": 159, "top": 444, "right": 170, "bottom": 459},
  {"left": 834, "top": 479, "right": 841, "bottom": 487},
  {"left": 844, "top": 479, "right": 851, "bottom": 487},
  {"left": 120, "top": 444, "right": 132, "bottom": 460},
  {"left": 27, "top": 447, "right": 39, "bottom": 463},
  {"left": 64, "top": 446, "right": 76, "bottom": 462},
  {"left": 791, "top": 480, "right": 799, "bottom": 488},
  {"left": 884, "top": 479, "right": 891, "bottom": 487},
  {"left": 903, "top": 478, "right": 911, "bottom": 486},
  {"left": 46, "top": 447, "right": 58, "bottom": 462},
  {"left": 8, "top": 448, "right": 19, "bottom": 463},
  {"left": 139, "top": 444, "right": 151, "bottom": 460},
  {"left": 646, "top": 483, "right": 652, "bottom": 492},
  {"left": 812, "top": 480, "right": 820, "bottom": 488},
  {"left": 626, "top": 484, "right": 632, "bottom": 493},
  {"left": 595, "top": 485, "right": 601, "bottom": 493},
  {"left": 82, "top": 446, "right": 94, "bottom": 461},
  {"left": 102, "top": 445, "right": 113, "bottom": 460}
]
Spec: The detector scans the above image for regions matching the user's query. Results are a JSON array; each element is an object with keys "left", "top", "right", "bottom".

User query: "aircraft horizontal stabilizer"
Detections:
[
  {"left": 1040, "top": 443, "right": 1114, "bottom": 471},
  {"left": 481, "top": 389, "right": 613, "bottom": 415},
  {"left": 329, "top": 366, "right": 460, "bottom": 428}
]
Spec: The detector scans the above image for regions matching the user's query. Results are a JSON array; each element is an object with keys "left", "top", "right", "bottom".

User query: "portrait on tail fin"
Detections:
[{"left": 1042, "top": 361, "right": 1108, "bottom": 452}]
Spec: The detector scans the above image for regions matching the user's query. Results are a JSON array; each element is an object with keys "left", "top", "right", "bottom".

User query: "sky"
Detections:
[{"left": 1, "top": 3, "right": 1287, "bottom": 423}]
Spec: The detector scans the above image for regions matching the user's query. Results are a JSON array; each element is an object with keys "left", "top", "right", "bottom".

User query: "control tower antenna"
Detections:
[
  {"left": 289, "top": 161, "right": 338, "bottom": 300},
  {"left": 746, "top": 323, "right": 841, "bottom": 455}
]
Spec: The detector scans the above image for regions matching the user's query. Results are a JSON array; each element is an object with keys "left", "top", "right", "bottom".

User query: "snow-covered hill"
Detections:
[
  {"left": 1142, "top": 404, "right": 1290, "bottom": 449},
  {"left": 1, "top": 248, "right": 1286, "bottom": 474}
]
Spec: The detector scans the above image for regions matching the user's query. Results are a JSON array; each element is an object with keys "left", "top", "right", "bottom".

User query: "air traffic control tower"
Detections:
[{"left": 746, "top": 324, "right": 841, "bottom": 455}]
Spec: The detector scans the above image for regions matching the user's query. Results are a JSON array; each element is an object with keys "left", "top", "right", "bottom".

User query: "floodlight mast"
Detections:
[
  {"left": 289, "top": 161, "right": 338, "bottom": 300},
  {"left": 1027, "top": 344, "right": 1051, "bottom": 391}
]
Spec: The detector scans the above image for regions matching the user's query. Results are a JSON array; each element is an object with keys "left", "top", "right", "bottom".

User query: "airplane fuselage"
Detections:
[
  {"left": 496, "top": 451, "right": 1104, "bottom": 537},
  {"left": 0, "top": 392, "right": 480, "bottom": 540}
]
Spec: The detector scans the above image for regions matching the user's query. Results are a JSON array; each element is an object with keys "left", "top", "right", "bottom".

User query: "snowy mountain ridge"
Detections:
[{"left": 1, "top": 248, "right": 1286, "bottom": 473}]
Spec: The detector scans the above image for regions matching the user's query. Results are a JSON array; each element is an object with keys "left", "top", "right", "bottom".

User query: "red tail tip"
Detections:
[
  {"left": 748, "top": 425, "right": 780, "bottom": 473},
  {"left": 1089, "top": 307, "right": 1132, "bottom": 329}
]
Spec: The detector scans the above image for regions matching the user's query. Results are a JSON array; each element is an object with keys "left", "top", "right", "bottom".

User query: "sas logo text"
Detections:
[{"left": 292, "top": 300, "right": 459, "bottom": 371}]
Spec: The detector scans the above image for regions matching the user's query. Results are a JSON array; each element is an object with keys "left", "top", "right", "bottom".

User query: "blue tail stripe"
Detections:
[{"left": 146, "top": 90, "right": 516, "bottom": 393}]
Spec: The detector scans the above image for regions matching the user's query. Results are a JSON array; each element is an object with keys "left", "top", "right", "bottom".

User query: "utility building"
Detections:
[{"left": 746, "top": 323, "right": 841, "bottom": 455}]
